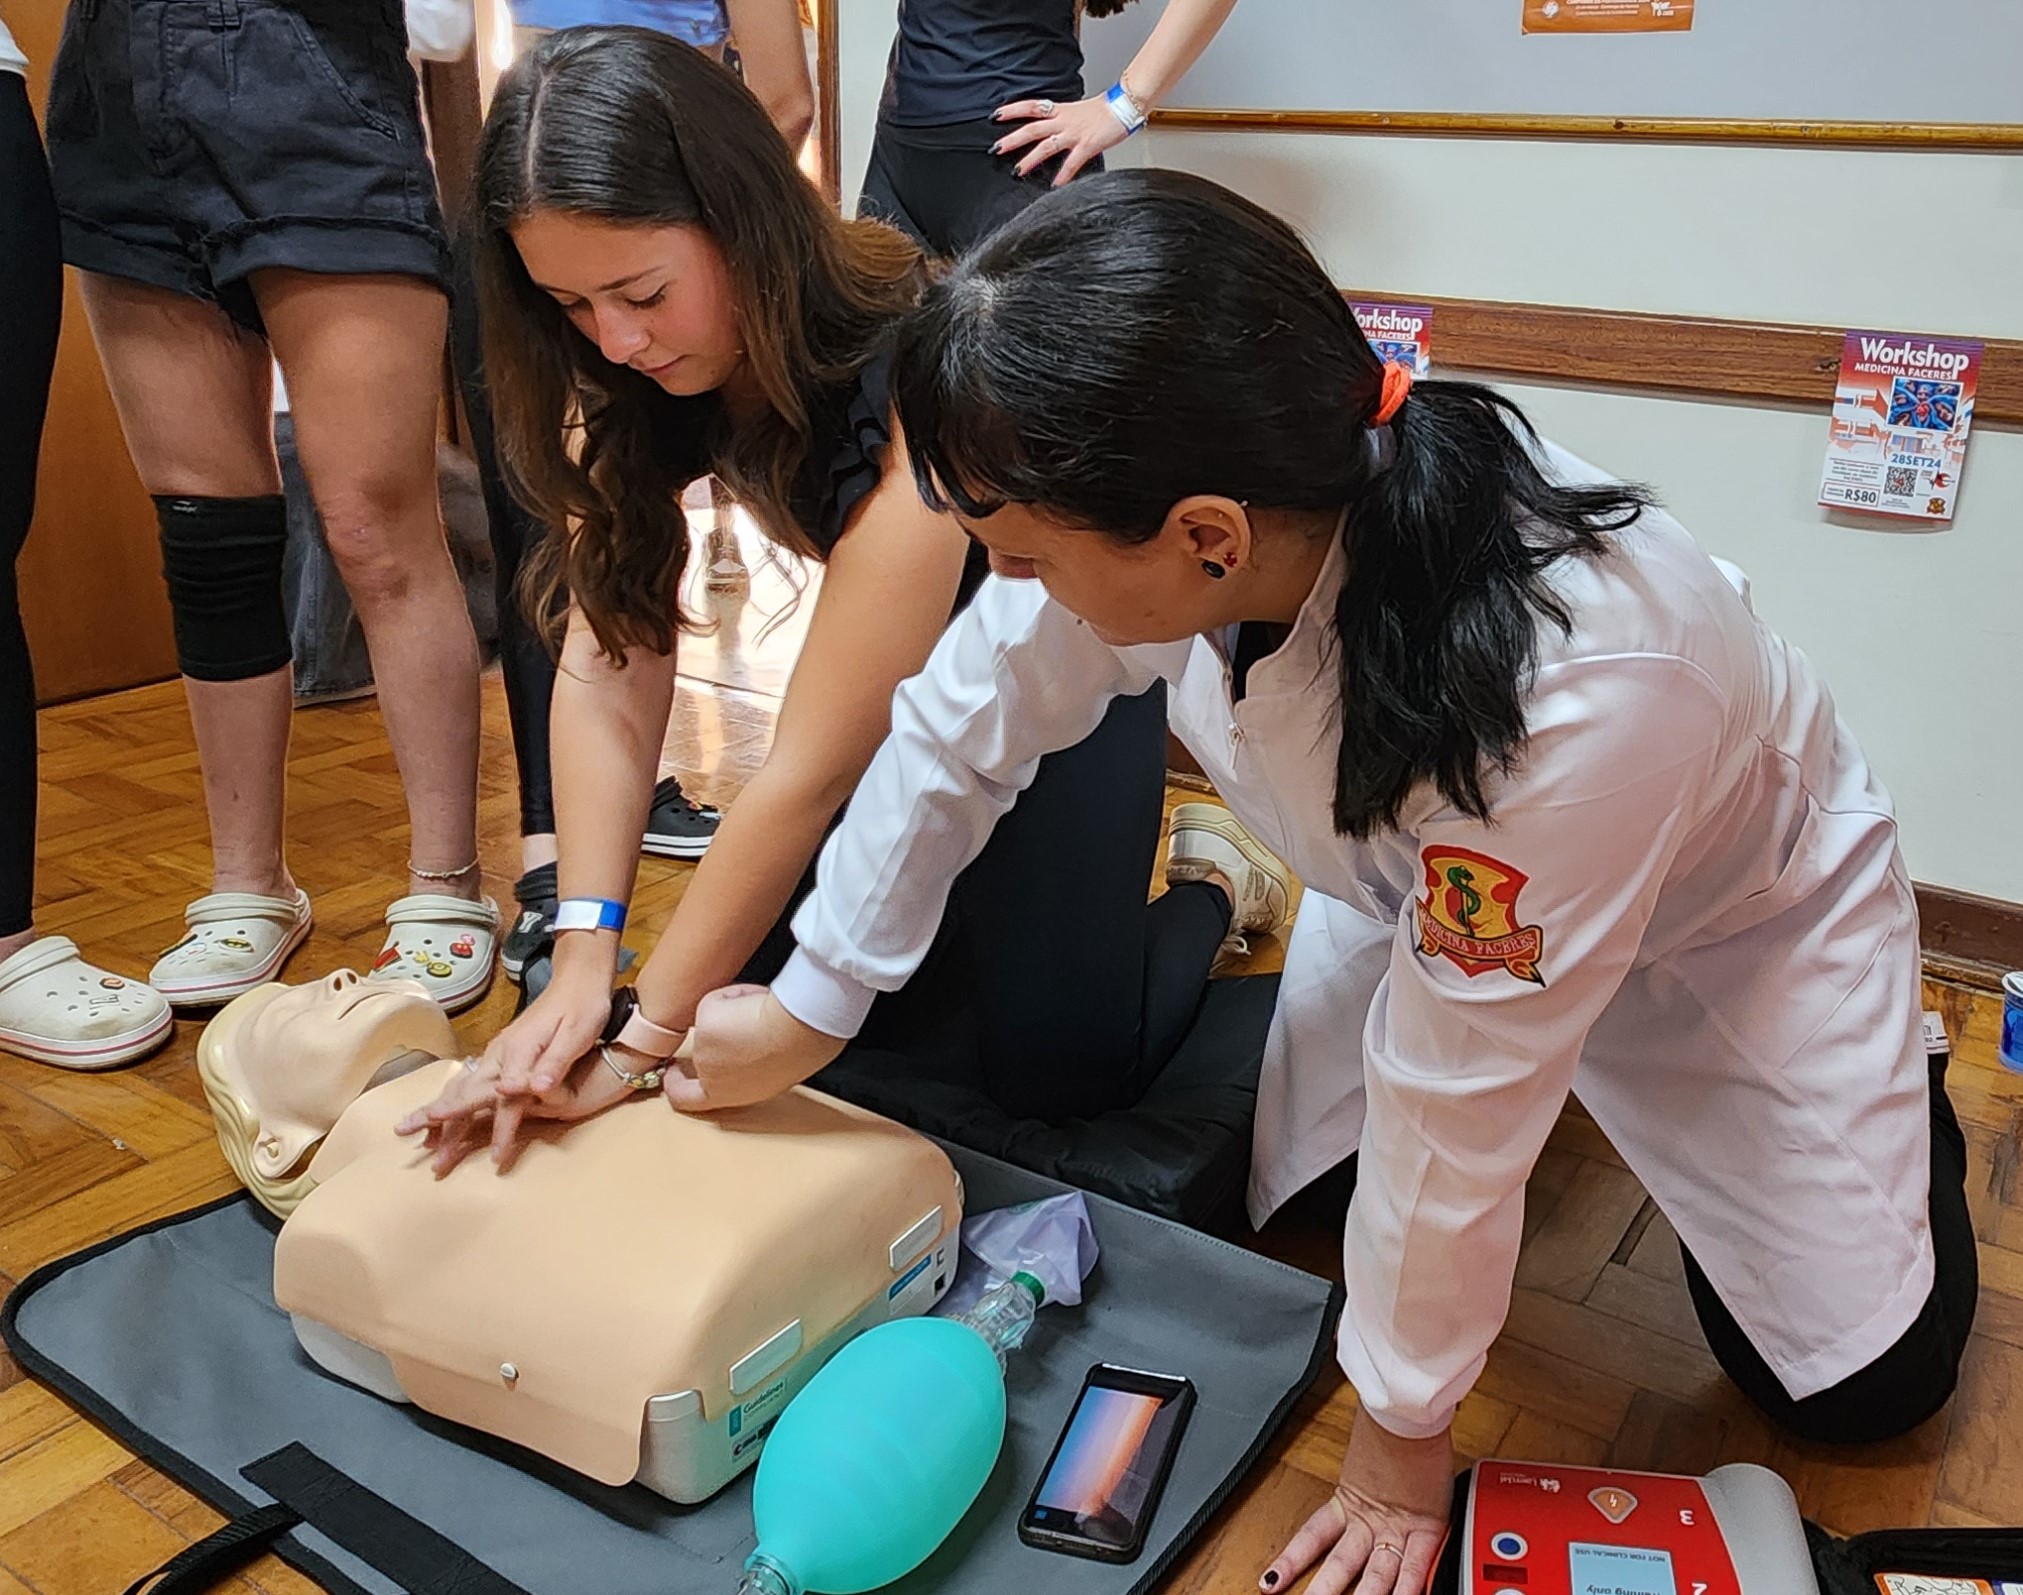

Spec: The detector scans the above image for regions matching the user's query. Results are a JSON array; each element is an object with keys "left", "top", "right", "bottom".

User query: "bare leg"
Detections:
[
  {"left": 77, "top": 273, "right": 295, "bottom": 900},
  {"left": 255, "top": 270, "right": 482, "bottom": 902}
]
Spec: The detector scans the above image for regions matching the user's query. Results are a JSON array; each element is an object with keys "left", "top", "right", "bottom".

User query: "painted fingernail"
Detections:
[
  {"left": 991, "top": 141, "right": 1004, "bottom": 154},
  {"left": 1261, "top": 1574, "right": 1280, "bottom": 1590}
]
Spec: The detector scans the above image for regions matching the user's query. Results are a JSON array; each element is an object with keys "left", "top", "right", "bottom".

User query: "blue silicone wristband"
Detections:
[{"left": 554, "top": 897, "right": 627, "bottom": 934}]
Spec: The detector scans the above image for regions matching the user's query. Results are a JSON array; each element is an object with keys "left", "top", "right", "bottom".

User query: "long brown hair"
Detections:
[{"left": 473, "top": 26, "right": 924, "bottom": 661}]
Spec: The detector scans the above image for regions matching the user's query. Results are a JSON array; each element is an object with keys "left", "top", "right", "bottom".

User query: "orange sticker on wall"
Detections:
[{"left": 1522, "top": 0, "right": 1693, "bottom": 33}]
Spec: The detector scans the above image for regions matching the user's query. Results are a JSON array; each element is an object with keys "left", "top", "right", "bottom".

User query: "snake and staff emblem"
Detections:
[{"left": 1416, "top": 846, "right": 1546, "bottom": 984}]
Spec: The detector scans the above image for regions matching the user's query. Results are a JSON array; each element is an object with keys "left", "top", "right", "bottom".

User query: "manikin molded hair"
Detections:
[{"left": 891, "top": 168, "right": 1654, "bottom": 838}]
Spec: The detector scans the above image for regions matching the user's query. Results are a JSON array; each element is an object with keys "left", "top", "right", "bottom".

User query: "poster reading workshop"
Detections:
[
  {"left": 1351, "top": 301, "right": 1433, "bottom": 379},
  {"left": 1818, "top": 330, "right": 1982, "bottom": 523},
  {"left": 1522, "top": 0, "right": 1694, "bottom": 34}
]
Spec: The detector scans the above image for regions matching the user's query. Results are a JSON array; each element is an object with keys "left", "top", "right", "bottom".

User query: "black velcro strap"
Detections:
[
  {"left": 241, "top": 1442, "right": 532, "bottom": 1595},
  {"left": 123, "top": 1502, "right": 300, "bottom": 1594}
]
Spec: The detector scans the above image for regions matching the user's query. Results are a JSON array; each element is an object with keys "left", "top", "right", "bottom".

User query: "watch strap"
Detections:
[{"left": 603, "top": 985, "right": 685, "bottom": 1059}]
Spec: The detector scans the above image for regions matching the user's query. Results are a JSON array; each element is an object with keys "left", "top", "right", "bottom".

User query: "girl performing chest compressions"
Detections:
[
  {"left": 689, "top": 170, "right": 1976, "bottom": 1595},
  {"left": 404, "top": 33, "right": 1256, "bottom": 1171}
]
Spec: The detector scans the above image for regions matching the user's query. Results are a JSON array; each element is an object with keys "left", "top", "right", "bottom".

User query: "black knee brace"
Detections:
[{"left": 153, "top": 494, "right": 293, "bottom": 682}]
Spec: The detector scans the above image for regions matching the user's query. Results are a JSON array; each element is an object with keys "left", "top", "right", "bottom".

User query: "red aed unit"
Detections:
[{"left": 1461, "top": 1460, "right": 1820, "bottom": 1595}]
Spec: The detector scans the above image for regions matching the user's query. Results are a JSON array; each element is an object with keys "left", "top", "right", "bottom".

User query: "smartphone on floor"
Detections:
[{"left": 1018, "top": 1363, "right": 1196, "bottom": 1564}]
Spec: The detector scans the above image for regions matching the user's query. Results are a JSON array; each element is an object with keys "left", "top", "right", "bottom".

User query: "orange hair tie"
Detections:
[{"left": 1372, "top": 361, "right": 1413, "bottom": 425}]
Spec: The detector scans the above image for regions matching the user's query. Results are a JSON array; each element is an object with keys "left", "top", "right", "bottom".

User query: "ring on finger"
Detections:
[
  {"left": 1371, "top": 1541, "right": 1403, "bottom": 1560},
  {"left": 1036, "top": 98, "right": 1056, "bottom": 115}
]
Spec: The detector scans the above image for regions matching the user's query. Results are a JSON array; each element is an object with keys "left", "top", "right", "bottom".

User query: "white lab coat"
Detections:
[{"left": 772, "top": 444, "right": 1933, "bottom": 1440}]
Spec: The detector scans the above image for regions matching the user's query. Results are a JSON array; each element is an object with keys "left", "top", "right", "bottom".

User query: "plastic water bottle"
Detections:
[
  {"left": 737, "top": 1274, "right": 1047, "bottom": 1595},
  {"left": 959, "top": 1269, "right": 1043, "bottom": 1370}
]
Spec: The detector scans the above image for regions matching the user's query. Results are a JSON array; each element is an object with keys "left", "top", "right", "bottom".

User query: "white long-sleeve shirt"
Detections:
[
  {"left": 1, "top": 14, "right": 26, "bottom": 78},
  {"left": 773, "top": 443, "right": 1933, "bottom": 1439}
]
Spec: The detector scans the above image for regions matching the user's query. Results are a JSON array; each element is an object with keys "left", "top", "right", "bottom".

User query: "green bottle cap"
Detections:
[{"left": 1011, "top": 1271, "right": 1046, "bottom": 1308}]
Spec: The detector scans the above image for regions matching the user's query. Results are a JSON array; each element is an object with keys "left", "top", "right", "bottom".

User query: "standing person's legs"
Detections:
[
  {"left": 857, "top": 129, "right": 932, "bottom": 251},
  {"left": 0, "top": 82, "right": 175, "bottom": 1066},
  {"left": 1680, "top": 1050, "right": 1977, "bottom": 1443},
  {"left": 448, "top": 240, "right": 557, "bottom": 867},
  {"left": 72, "top": 272, "right": 315, "bottom": 1006},
  {"left": 76, "top": 276, "right": 296, "bottom": 900},
  {"left": 254, "top": 269, "right": 482, "bottom": 903},
  {"left": 860, "top": 120, "right": 1097, "bottom": 258},
  {"left": 0, "top": 73, "right": 64, "bottom": 954}
]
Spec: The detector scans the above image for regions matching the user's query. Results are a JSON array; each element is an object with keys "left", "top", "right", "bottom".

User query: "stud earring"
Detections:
[{"left": 1201, "top": 560, "right": 1226, "bottom": 579}]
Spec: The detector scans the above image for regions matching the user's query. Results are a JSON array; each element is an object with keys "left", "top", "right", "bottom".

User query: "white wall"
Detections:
[{"left": 834, "top": 9, "right": 2023, "bottom": 901}]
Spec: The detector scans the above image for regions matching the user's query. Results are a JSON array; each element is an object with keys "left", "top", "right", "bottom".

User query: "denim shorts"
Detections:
[{"left": 45, "top": 0, "right": 450, "bottom": 333}]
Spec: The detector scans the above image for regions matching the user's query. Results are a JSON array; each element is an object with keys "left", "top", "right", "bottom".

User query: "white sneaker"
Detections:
[
  {"left": 1165, "top": 802, "right": 1293, "bottom": 956},
  {"left": 0, "top": 935, "right": 174, "bottom": 1070},
  {"left": 150, "top": 889, "right": 314, "bottom": 1009}
]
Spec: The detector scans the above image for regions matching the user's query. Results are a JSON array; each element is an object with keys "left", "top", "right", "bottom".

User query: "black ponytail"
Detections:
[{"left": 892, "top": 168, "right": 1654, "bottom": 839}]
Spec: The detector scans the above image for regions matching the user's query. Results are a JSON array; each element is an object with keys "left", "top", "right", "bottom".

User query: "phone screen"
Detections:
[{"left": 1026, "top": 1378, "right": 1188, "bottom": 1552}]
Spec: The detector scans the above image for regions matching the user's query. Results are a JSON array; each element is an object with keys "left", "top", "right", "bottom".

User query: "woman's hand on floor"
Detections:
[
  {"left": 992, "top": 94, "right": 1128, "bottom": 184},
  {"left": 1260, "top": 1414, "right": 1453, "bottom": 1595},
  {"left": 673, "top": 984, "right": 845, "bottom": 1111}
]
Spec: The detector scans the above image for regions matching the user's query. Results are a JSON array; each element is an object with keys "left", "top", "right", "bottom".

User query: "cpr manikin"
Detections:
[
  {"left": 198, "top": 970, "right": 455, "bottom": 1218},
  {"left": 197, "top": 977, "right": 962, "bottom": 1504}
]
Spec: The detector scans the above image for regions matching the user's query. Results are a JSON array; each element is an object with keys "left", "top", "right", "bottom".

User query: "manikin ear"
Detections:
[{"left": 1159, "top": 495, "right": 1254, "bottom": 574}]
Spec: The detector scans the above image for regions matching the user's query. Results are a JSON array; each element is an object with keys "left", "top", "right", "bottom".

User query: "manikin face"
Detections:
[
  {"left": 511, "top": 210, "right": 747, "bottom": 397},
  {"left": 199, "top": 970, "right": 457, "bottom": 1216}
]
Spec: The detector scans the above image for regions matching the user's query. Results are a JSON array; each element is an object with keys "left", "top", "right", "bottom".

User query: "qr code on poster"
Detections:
[{"left": 1886, "top": 466, "right": 1919, "bottom": 496}]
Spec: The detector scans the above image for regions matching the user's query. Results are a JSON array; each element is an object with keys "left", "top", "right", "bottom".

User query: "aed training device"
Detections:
[
  {"left": 1460, "top": 1460, "right": 1820, "bottom": 1595},
  {"left": 1020, "top": 1364, "right": 1196, "bottom": 1563}
]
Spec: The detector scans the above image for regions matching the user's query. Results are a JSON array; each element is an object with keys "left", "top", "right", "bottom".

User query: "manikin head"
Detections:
[{"left": 198, "top": 970, "right": 457, "bottom": 1217}]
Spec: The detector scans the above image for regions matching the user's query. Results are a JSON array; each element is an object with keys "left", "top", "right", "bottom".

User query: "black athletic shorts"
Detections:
[{"left": 45, "top": 0, "right": 449, "bottom": 333}]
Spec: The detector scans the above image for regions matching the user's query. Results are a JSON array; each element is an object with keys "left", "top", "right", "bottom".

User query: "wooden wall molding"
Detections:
[
  {"left": 1917, "top": 885, "right": 2023, "bottom": 992},
  {"left": 1151, "top": 107, "right": 2023, "bottom": 153},
  {"left": 816, "top": 0, "right": 841, "bottom": 205},
  {"left": 1345, "top": 290, "right": 2023, "bottom": 426}
]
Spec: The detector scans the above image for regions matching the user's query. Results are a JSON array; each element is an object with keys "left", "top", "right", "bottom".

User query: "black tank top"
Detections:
[{"left": 879, "top": 0, "right": 1083, "bottom": 129}]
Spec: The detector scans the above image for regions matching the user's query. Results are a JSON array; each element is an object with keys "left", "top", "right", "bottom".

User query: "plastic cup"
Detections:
[{"left": 2001, "top": 971, "right": 2023, "bottom": 1073}]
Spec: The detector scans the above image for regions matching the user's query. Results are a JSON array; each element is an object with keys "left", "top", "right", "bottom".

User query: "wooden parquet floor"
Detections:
[{"left": 5, "top": 535, "right": 2023, "bottom": 1591}]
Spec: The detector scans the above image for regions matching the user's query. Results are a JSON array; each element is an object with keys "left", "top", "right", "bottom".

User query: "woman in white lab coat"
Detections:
[{"left": 685, "top": 170, "right": 1977, "bottom": 1595}]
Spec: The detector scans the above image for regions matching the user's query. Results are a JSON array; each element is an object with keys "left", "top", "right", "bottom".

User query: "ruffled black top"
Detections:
[{"left": 653, "top": 350, "right": 987, "bottom": 606}]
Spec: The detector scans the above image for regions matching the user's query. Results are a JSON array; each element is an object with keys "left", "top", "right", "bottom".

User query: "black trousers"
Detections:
[
  {"left": 1681, "top": 1050, "right": 1978, "bottom": 1444},
  {"left": 448, "top": 238, "right": 557, "bottom": 838},
  {"left": 743, "top": 685, "right": 1232, "bottom": 1122},
  {"left": 1, "top": 75, "right": 64, "bottom": 939},
  {"left": 858, "top": 116, "right": 1098, "bottom": 258}
]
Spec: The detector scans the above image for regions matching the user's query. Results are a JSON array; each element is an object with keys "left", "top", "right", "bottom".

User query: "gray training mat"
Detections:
[{"left": 4, "top": 1143, "right": 1340, "bottom": 1595}]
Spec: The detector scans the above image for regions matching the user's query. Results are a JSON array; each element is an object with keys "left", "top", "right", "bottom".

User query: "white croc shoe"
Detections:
[
  {"left": 150, "top": 889, "right": 314, "bottom": 1009},
  {"left": 0, "top": 936, "right": 174, "bottom": 1070},
  {"left": 367, "top": 894, "right": 500, "bottom": 1014},
  {"left": 1166, "top": 802, "right": 1294, "bottom": 957}
]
